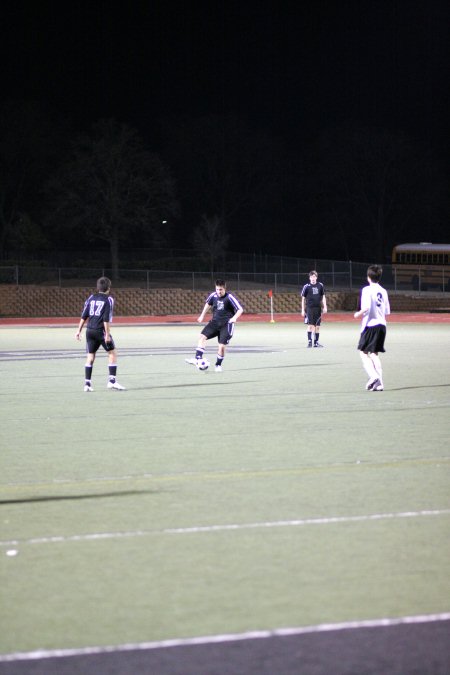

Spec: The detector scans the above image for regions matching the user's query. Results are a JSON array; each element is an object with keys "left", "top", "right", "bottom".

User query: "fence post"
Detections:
[
  {"left": 15, "top": 265, "right": 19, "bottom": 285},
  {"left": 349, "top": 261, "right": 352, "bottom": 290},
  {"left": 192, "top": 272, "right": 195, "bottom": 292},
  {"left": 274, "top": 273, "right": 278, "bottom": 294}
]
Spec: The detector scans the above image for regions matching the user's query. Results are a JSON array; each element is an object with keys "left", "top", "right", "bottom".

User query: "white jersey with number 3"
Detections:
[{"left": 360, "top": 283, "right": 390, "bottom": 332}]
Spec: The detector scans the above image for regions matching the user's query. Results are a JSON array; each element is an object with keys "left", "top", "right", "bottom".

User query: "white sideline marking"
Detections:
[
  {"left": 0, "top": 613, "right": 449, "bottom": 662},
  {"left": 1, "top": 509, "right": 449, "bottom": 547}
]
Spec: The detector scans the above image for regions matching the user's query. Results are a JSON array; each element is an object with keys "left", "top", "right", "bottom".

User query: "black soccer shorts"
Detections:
[
  {"left": 201, "top": 319, "right": 235, "bottom": 345},
  {"left": 305, "top": 307, "right": 322, "bottom": 326},
  {"left": 357, "top": 325, "right": 386, "bottom": 353},
  {"left": 86, "top": 328, "right": 116, "bottom": 354}
]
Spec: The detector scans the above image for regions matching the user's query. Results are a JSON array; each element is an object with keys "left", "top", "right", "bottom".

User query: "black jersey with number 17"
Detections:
[
  {"left": 206, "top": 292, "right": 243, "bottom": 326},
  {"left": 81, "top": 292, "right": 114, "bottom": 330}
]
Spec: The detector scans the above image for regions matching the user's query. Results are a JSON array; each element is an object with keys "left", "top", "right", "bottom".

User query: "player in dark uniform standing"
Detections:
[
  {"left": 185, "top": 279, "right": 243, "bottom": 371},
  {"left": 75, "top": 276, "right": 125, "bottom": 391},
  {"left": 301, "top": 270, "right": 327, "bottom": 348}
]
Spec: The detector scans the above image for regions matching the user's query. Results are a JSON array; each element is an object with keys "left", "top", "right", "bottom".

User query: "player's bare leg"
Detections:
[
  {"left": 215, "top": 344, "right": 226, "bottom": 372},
  {"left": 313, "top": 323, "right": 323, "bottom": 347},
  {"left": 107, "top": 349, "right": 126, "bottom": 390},
  {"left": 186, "top": 334, "right": 208, "bottom": 365},
  {"left": 84, "top": 353, "right": 95, "bottom": 392}
]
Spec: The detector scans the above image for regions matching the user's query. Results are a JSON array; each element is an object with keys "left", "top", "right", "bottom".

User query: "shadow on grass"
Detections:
[
  {"left": 388, "top": 383, "right": 450, "bottom": 391},
  {"left": 130, "top": 380, "right": 259, "bottom": 390},
  {"left": 0, "top": 490, "right": 157, "bottom": 505}
]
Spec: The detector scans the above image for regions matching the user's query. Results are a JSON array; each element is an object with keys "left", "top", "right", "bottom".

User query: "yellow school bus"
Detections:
[{"left": 392, "top": 243, "right": 450, "bottom": 291}]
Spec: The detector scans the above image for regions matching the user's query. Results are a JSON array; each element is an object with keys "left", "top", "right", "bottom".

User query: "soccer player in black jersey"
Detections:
[
  {"left": 301, "top": 270, "right": 327, "bottom": 347},
  {"left": 185, "top": 279, "right": 243, "bottom": 371},
  {"left": 75, "top": 277, "right": 125, "bottom": 391}
]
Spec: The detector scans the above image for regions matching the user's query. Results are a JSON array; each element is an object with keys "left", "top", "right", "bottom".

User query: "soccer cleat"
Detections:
[
  {"left": 215, "top": 365, "right": 223, "bottom": 372},
  {"left": 366, "top": 378, "right": 378, "bottom": 391},
  {"left": 185, "top": 357, "right": 199, "bottom": 366},
  {"left": 372, "top": 380, "right": 384, "bottom": 391},
  {"left": 84, "top": 384, "right": 94, "bottom": 392},
  {"left": 107, "top": 381, "right": 126, "bottom": 390},
  {"left": 313, "top": 342, "right": 324, "bottom": 348},
  {"left": 307, "top": 342, "right": 312, "bottom": 348}
]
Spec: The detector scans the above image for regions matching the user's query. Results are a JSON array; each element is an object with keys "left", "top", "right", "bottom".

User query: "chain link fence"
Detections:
[{"left": 0, "top": 258, "right": 449, "bottom": 293}]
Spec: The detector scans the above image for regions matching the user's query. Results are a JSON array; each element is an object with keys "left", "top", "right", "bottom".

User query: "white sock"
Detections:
[
  {"left": 370, "top": 354, "right": 383, "bottom": 384},
  {"left": 360, "top": 352, "right": 378, "bottom": 380}
]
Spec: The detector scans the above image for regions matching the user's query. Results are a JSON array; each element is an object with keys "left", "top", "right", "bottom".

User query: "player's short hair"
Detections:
[
  {"left": 309, "top": 270, "right": 318, "bottom": 277},
  {"left": 367, "top": 265, "right": 382, "bottom": 282},
  {"left": 97, "top": 276, "right": 112, "bottom": 292},
  {"left": 215, "top": 278, "right": 226, "bottom": 287}
]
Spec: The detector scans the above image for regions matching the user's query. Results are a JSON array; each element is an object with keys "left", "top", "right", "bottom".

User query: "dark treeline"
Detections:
[{"left": 1, "top": 99, "right": 448, "bottom": 276}]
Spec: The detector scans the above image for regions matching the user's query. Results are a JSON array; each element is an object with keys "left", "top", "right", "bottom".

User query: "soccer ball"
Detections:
[{"left": 196, "top": 358, "right": 210, "bottom": 371}]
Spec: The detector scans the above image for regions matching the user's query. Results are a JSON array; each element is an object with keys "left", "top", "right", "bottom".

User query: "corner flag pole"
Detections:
[{"left": 268, "top": 289, "right": 275, "bottom": 323}]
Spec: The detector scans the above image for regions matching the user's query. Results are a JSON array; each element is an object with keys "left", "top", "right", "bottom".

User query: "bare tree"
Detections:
[
  {"left": 193, "top": 214, "right": 229, "bottom": 277},
  {"left": 45, "top": 119, "right": 178, "bottom": 277},
  {"left": 161, "top": 114, "right": 284, "bottom": 250}
]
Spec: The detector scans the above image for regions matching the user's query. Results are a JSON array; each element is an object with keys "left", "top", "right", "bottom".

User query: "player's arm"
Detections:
[
  {"left": 197, "top": 303, "right": 211, "bottom": 323},
  {"left": 75, "top": 318, "right": 87, "bottom": 340},
  {"left": 354, "top": 308, "right": 366, "bottom": 319},
  {"left": 354, "top": 287, "right": 369, "bottom": 319},
  {"left": 321, "top": 292, "right": 327, "bottom": 313},
  {"left": 354, "top": 302, "right": 369, "bottom": 319},
  {"left": 103, "top": 320, "right": 112, "bottom": 342},
  {"left": 301, "top": 296, "right": 306, "bottom": 316},
  {"left": 228, "top": 306, "right": 243, "bottom": 323}
]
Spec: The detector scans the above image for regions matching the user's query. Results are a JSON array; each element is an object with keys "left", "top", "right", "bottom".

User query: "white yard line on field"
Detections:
[
  {"left": 0, "top": 613, "right": 449, "bottom": 662},
  {"left": 1, "top": 508, "right": 449, "bottom": 548}
]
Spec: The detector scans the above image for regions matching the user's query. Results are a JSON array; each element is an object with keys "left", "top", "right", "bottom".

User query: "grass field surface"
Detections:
[{"left": 0, "top": 319, "right": 449, "bottom": 672}]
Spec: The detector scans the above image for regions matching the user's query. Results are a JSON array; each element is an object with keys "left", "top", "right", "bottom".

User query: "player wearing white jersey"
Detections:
[{"left": 354, "top": 265, "right": 390, "bottom": 391}]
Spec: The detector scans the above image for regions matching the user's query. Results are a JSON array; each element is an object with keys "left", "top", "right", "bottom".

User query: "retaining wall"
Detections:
[{"left": 1, "top": 285, "right": 449, "bottom": 318}]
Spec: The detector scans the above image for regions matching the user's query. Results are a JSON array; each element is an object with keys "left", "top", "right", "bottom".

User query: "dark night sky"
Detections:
[
  {"left": 3, "top": 0, "right": 449, "bottom": 147},
  {"left": 1, "top": 0, "right": 449, "bottom": 256}
]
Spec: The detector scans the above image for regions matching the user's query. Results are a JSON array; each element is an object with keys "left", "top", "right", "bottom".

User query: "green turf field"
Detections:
[{"left": 0, "top": 321, "right": 449, "bottom": 655}]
